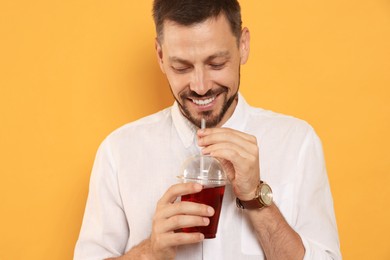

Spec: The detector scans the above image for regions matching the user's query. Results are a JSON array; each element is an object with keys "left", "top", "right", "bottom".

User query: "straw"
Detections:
[
  {"left": 201, "top": 117, "right": 206, "bottom": 130},
  {"left": 200, "top": 118, "right": 206, "bottom": 176}
]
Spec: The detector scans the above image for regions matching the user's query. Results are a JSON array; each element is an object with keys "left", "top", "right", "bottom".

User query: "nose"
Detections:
[{"left": 189, "top": 67, "right": 211, "bottom": 96}]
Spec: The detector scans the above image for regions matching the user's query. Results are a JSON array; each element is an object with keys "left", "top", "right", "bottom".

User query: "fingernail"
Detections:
[
  {"left": 194, "top": 183, "right": 203, "bottom": 191},
  {"left": 207, "top": 207, "right": 215, "bottom": 215},
  {"left": 203, "top": 217, "right": 210, "bottom": 225}
]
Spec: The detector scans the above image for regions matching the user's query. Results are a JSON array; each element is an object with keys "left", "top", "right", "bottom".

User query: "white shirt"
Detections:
[{"left": 74, "top": 94, "right": 341, "bottom": 259}]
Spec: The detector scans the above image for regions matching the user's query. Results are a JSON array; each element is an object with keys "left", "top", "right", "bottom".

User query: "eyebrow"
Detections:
[{"left": 168, "top": 51, "right": 231, "bottom": 64}]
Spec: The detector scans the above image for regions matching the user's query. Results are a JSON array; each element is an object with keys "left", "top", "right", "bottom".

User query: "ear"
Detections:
[
  {"left": 239, "top": 28, "right": 250, "bottom": 65},
  {"left": 155, "top": 38, "right": 166, "bottom": 74}
]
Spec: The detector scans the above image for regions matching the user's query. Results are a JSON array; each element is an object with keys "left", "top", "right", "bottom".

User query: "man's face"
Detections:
[{"left": 156, "top": 14, "right": 250, "bottom": 127}]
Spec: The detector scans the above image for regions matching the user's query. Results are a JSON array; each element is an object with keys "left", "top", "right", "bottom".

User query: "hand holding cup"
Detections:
[{"left": 178, "top": 155, "right": 227, "bottom": 239}]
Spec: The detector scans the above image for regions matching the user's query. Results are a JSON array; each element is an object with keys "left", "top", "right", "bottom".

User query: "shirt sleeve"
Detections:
[
  {"left": 295, "top": 128, "right": 342, "bottom": 260},
  {"left": 74, "top": 138, "right": 129, "bottom": 260}
]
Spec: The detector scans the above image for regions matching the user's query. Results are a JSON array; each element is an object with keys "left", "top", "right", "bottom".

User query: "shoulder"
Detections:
[
  {"left": 246, "top": 105, "right": 314, "bottom": 136},
  {"left": 103, "top": 107, "right": 173, "bottom": 147}
]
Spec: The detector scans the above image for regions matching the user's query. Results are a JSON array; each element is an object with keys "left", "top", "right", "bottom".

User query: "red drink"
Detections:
[{"left": 181, "top": 185, "right": 225, "bottom": 239}]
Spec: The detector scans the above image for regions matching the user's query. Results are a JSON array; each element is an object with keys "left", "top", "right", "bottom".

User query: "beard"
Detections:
[{"left": 171, "top": 85, "right": 239, "bottom": 128}]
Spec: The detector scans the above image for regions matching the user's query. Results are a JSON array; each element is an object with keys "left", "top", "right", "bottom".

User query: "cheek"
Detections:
[
  {"left": 165, "top": 73, "right": 189, "bottom": 96},
  {"left": 211, "top": 69, "right": 239, "bottom": 88}
]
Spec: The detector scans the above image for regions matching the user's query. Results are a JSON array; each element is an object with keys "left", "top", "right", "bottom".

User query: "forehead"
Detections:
[{"left": 160, "top": 14, "right": 238, "bottom": 59}]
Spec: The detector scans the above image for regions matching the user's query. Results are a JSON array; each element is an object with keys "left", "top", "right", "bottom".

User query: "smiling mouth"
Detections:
[{"left": 191, "top": 96, "right": 216, "bottom": 106}]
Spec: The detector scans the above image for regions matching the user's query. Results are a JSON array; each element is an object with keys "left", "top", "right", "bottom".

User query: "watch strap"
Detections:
[
  {"left": 236, "top": 181, "right": 269, "bottom": 210},
  {"left": 236, "top": 197, "right": 265, "bottom": 210}
]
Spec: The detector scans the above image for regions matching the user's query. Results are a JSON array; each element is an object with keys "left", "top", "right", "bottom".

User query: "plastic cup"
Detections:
[{"left": 177, "top": 155, "right": 227, "bottom": 239}]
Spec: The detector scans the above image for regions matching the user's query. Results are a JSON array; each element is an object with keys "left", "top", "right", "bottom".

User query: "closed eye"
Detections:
[
  {"left": 209, "top": 63, "right": 226, "bottom": 70},
  {"left": 171, "top": 66, "right": 191, "bottom": 73}
]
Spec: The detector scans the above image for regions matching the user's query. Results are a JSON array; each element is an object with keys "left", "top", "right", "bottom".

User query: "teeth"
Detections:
[{"left": 192, "top": 96, "right": 215, "bottom": 106}]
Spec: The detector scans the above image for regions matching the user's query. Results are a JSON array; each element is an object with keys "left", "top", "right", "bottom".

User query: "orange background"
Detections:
[{"left": 1, "top": 1, "right": 389, "bottom": 259}]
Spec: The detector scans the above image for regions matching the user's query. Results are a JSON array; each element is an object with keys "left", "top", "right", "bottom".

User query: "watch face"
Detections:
[{"left": 260, "top": 184, "right": 273, "bottom": 206}]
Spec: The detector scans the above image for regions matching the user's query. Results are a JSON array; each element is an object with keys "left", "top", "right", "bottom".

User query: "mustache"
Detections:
[{"left": 180, "top": 86, "right": 228, "bottom": 99}]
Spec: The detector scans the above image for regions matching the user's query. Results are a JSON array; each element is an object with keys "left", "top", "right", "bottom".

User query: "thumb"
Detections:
[{"left": 217, "top": 158, "right": 235, "bottom": 182}]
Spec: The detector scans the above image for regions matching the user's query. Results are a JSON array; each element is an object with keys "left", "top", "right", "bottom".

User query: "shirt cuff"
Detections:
[{"left": 301, "top": 236, "right": 341, "bottom": 260}]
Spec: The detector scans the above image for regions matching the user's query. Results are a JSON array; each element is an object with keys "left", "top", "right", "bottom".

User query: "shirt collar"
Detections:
[{"left": 171, "top": 92, "right": 249, "bottom": 148}]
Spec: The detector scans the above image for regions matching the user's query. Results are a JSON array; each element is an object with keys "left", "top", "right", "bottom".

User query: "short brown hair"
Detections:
[{"left": 153, "top": 0, "right": 242, "bottom": 43}]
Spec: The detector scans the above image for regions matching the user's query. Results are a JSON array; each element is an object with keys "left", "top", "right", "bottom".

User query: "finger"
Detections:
[
  {"left": 158, "top": 182, "right": 203, "bottom": 204},
  {"left": 202, "top": 142, "right": 257, "bottom": 166},
  {"left": 198, "top": 127, "right": 257, "bottom": 144},
  {"left": 202, "top": 143, "right": 259, "bottom": 183},
  {"left": 153, "top": 232, "right": 204, "bottom": 249},
  {"left": 198, "top": 130, "right": 258, "bottom": 153},
  {"left": 157, "top": 200, "right": 215, "bottom": 220},
  {"left": 210, "top": 151, "right": 254, "bottom": 181},
  {"left": 155, "top": 214, "right": 210, "bottom": 234}
]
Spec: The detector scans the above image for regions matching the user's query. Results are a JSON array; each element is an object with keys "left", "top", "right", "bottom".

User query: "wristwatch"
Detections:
[{"left": 236, "top": 181, "right": 273, "bottom": 210}]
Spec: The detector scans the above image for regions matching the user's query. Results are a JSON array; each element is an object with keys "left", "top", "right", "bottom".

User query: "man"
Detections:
[{"left": 74, "top": 0, "right": 341, "bottom": 259}]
